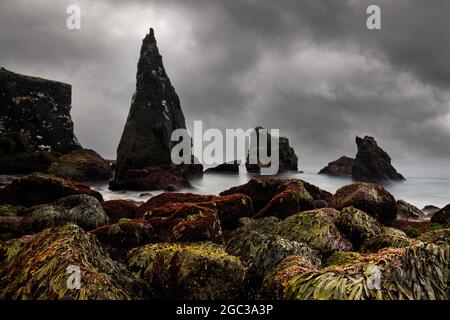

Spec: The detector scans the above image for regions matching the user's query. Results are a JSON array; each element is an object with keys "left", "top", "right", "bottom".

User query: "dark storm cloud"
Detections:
[{"left": 1, "top": 0, "right": 449, "bottom": 162}]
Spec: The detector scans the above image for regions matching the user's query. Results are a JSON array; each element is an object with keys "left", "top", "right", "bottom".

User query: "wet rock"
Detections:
[
  {"left": 260, "top": 255, "right": 319, "bottom": 299},
  {"left": 0, "top": 216, "right": 22, "bottom": 240},
  {"left": 226, "top": 229, "right": 320, "bottom": 288},
  {"left": 319, "top": 156, "right": 354, "bottom": 177},
  {"left": 0, "top": 224, "right": 147, "bottom": 299},
  {"left": 361, "top": 227, "right": 416, "bottom": 252},
  {"left": 20, "top": 194, "right": 110, "bottom": 234},
  {"left": 232, "top": 216, "right": 281, "bottom": 236},
  {"left": 204, "top": 161, "right": 240, "bottom": 174},
  {"left": 352, "top": 136, "right": 405, "bottom": 182},
  {"left": 109, "top": 165, "right": 200, "bottom": 191},
  {"left": 255, "top": 180, "right": 314, "bottom": 219},
  {"left": 0, "top": 204, "right": 24, "bottom": 217},
  {"left": 422, "top": 205, "right": 440, "bottom": 216},
  {"left": 139, "top": 192, "right": 215, "bottom": 213},
  {"left": 102, "top": 200, "right": 142, "bottom": 223},
  {"left": 431, "top": 204, "right": 450, "bottom": 227},
  {"left": 220, "top": 178, "right": 331, "bottom": 213},
  {"left": 275, "top": 208, "right": 353, "bottom": 256},
  {"left": 330, "top": 182, "right": 397, "bottom": 225},
  {"left": 113, "top": 29, "right": 202, "bottom": 186},
  {"left": 0, "top": 68, "right": 81, "bottom": 154},
  {"left": 0, "top": 133, "right": 59, "bottom": 174},
  {"left": 127, "top": 242, "right": 246, "bottom": 299},
  {"left": 0, "top": 173, "right": 103, "bottom": 206},
  {"left": 313, "top": 199, "right": 328, "bottom": 208},
  {"left": 335, "top": 207, "right": 384, "bottom": 248},
  {"left": 48, "top": 149, "right": 111, "bottom": 181},
  {"left": 396, "top": 200, "right": 424, "bottom": 219},
  {"left": 282, "top": 243, "right": 448, "bottom": 300},
  {"left": 246, "top": 127, "right": 298, "bottom": 173}
]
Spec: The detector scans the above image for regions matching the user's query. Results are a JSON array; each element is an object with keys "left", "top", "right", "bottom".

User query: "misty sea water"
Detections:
[{"left": 91, "top": 159, "right": 450, "bottom": 210}]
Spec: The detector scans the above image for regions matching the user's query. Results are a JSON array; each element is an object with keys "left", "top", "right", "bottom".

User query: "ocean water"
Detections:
[{"left": 91, "top": 160, "right": 450, "bottom": 210}]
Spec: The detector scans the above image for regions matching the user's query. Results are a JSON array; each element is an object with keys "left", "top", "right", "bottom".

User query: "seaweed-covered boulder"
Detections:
[
  {"left": 232, "top": 216, "right": 281, "bottom": 236},
  {"left": 255, "top": 180, "right": 314, "bottom": 219},
  {"left": 48, "top": 149, "right": 111, "bottom": 181},
  {"left": 418, "top": 229, "right": 450, "bottom": 246},
  {"left": 0, "top": 204, "right": 24, "bottom": 217},
  {"left": 275, "top": 208, "right": 353, "bottom": 255},
  {"left": 93, "top": 204, "right": 224, "bottom": 256},
  {"left": 352, "top": 136, "right": 405, "bottom": 182},
  {"left": 319, "top": 156, "right": 354, "bottom": 177},
  {"left": 127, "top": 242, "right": 246, "bottom": 299},
  {"left": 21, "top": 194, "right": 110, "bottom": 234},
  {"left": 102, "top": 200, "right": 142, "bottom": 223},
  {"left": 260, "top": 255, "right": 319, "bottom": 299},
  {"left": 220, "top": 178, "right": 331, "bottom": 213},
  {"left": 141, "top": 193, "right": 253, "bottom": 230},
  {"left": 0, "top": 224, "right": 146, "bottom": 299},
  {"left": 396, "top": 200, "right": 424, "bottom": 219},
  {"left": 330, "top": 182, "right": 397, "bottom": 225},
  {"left": 431, "top": 204, "right": 450, "bottom": 227},
  {"left": 226, "top": 230, "right": 321, "bottom": 288},
  {"left": 145, "top": 204, "right": 224, "bottom": 244},
  {"left": 283, "top": 243, "right": 449, "bottom": 300},
  {"left": 0, "top": 216, "right": 22, "bottom": 240},
  {"left": 326, "top": 251, "right": 362, "bottom": 267},
  {"left": 139, "top": 193, "right": 214, "bottom": 213},
  {"left": 361, "top": 227, "right": 416, "bottom": 252},
  {"left": 335, "top": 207, "right": 384, "bottom": 248},
  {"left": 0, "top": 173, "right": 103, "bottom": 207}
]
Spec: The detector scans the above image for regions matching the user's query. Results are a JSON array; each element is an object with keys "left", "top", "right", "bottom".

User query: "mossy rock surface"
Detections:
[
  {"left": 330, "top": 182, "right": 397, "bottom": 225},
  {"left": 127, "top": 242, "right": 246, "bottom": 299},
  {"left": 283, "top": 243, "right": 449, "bottom": 300},
  {"left": 335, "top": 206, "right": 384, "bottom": 248},
  {"left": 275, "top": 208, "right": 353, "bottom": 256},
  {"left": 226, "top": 229, "right": 321, "bottom": 289},
  {"left": 0, "top": 224, "right": 146, "bottom": 299}
]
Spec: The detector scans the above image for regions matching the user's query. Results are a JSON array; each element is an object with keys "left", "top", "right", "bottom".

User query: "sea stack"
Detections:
[
  {"left": 111, "top": 29, "right": 201, "bottom": 190},
  {"left": 352, "top": 136, "right": 404, "bottom": 182}
]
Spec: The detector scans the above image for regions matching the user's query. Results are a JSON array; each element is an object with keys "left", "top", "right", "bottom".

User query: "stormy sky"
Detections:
[{"left": 1, "top": 0, "right": 450, "bottom": 165}]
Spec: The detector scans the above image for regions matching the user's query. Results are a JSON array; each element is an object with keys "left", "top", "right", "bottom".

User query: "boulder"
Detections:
[
  {"left": 0, "top": 216, "right": 22, "bottom": 240},
  {"left": 352, "top": 136, "right": 404, "bottom": 182},
  {"left": 109, "top": 165, "right": 201, "bottom": 191},
  {"left": 275, "top": 208, "right": 353, "bottom": 256},
  {"left": 396, "top": 200, "right": 424, "bottom": 219},
  {"left": 102, "top": 200, "right": 142, "bottom": 223},
  {"left": 140, "top": 193, "right": 253, "bottom": 230},
  {"left": 255, "top": 180, "right": 314, "bottom": 219},
  {"left": 204, "top": 161, "right": 240, "bottom": 174},
  {"left": 0, "top": 224, "right": 146, "bottom": 299},
  {"left": 226, "top": 229, "right": 320, "bottom": 288},
  {"left": 220, "top": 178, "right": 331, "bottom": 213},
  {"left": 282, "top": 243, "right": 448, "bottom": 300},
  {"left": 0, "top": 173, "right": 103, "bottom": 206},
  {"left": 330, "top": 182, "right": 397, "bottom": 225},
  {"left": 20, "top": 194, "right": 110, "bottom": 234},
  {"left": 335, "top": 207, "right": 384, "bottom": 248},
  {"left": 418, "top": 228, "right": 450, "bottom": 246},
  {"left": 127, "top": 242, "right": 246, "bottom": 299},
  {"left": 319, "top": 156, "right": 354, "bottom": 177},
  {"left": 361, "top": 227, "right": 415, "bottom": 252},
  {"left": 431, "top": 204, "right": 450, "bottom": 226},
  {"left": 0, "top": 68, "right": 81, "bottom": 154},
  {"left": 246, "top": 127, "right": 298, "bottom": 173},
  {"left": 112, "top": 28, "right": 202, "bottom": 186},
  {"left": 48, "top": 149, "right": 111, "bottom": 181},
  {"left": 0, "top": 133, "right": 59, "bottom": 174},
  {"left": 422, "top": 205, "right": 440, "bottom": 216}
]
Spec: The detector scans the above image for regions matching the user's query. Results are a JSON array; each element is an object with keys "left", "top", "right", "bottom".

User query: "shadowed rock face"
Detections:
[
  {"left": 319, "top": 156, "right": 354, "bottom": 177},
  {"left": 114, "top": 29, "right": 188, "bottom": 181},
  {"left": 352, "top": 136, "right": 404, "bottom": 182},
  {"left": 0, "top": 68, "right": 81, "bottom": 154}
]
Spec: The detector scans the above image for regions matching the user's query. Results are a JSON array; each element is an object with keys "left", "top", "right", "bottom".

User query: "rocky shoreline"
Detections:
[{"left": 0, "top": 174, "right": 449, "bottom": 300}]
